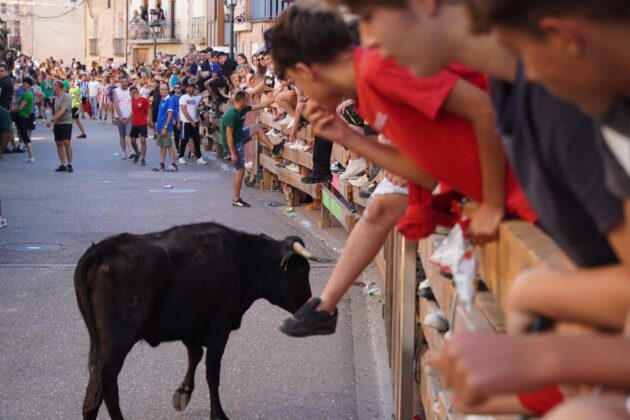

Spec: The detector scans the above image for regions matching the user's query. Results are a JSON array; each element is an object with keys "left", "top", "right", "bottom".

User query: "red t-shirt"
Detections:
[
  {"left": 131, "top": 97, "right": 150, "bottom": 126},
  {"left": 354, "top": 48, "right": 535, "bottom": 221}
]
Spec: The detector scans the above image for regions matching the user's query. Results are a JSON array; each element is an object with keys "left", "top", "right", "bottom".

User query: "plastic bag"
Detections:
[{"left": 429, "top": 224, "right": 477, "bottom": 309}]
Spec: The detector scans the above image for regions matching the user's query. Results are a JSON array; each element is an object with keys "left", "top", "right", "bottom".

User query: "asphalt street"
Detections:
[{"left": 0, "top": 118, "right": 392, "bottom": 419}]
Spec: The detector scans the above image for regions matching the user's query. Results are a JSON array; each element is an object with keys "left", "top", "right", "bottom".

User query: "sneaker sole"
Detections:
[{"left": 278, "top": 325, "right": 336, "bottom": 338}]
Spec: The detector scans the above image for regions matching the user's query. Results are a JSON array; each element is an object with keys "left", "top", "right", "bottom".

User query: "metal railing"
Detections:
[
  {"left": 114, "top": 38, "right": 125, "bottom": 57},
  {"left": 128, "top": 18, "right": 180, "bottom": 41},
  {"left": 190, "top": 16, "right": 205, "bottom": 42},
  {"left": 89, "top": 38, "right": 98, "bottom": 56}
]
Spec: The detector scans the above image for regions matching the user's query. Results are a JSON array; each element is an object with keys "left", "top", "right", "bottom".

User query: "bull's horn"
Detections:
[
  {"left": 292, "top": 242, "right": 313, "bottom": 259},
  {"left": 292, "top": 242, "right": 335, "bottom": 263}
]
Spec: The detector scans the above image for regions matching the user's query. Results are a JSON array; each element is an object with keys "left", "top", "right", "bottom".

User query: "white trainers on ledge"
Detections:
[{"left": 339, "top": 158, "right": 368, "bottom": 181}]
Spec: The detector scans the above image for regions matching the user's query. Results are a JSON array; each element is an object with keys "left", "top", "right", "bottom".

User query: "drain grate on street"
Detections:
[{"left": 0, "top": 263, "right": 76, "bottom": 270}]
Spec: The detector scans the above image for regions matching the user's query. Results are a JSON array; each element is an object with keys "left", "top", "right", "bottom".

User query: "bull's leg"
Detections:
[
  {"left": 82, "top": 363, "right": 104, "bottom": 420},
  {"left": 101, "top": 345, "right": 133, "bottom": 420},
  {"left": 206, "top": 330, "right": 230, "bottom": 420},
  {"left": 172, "top": 341, "right": 204, "bottom": 411}
]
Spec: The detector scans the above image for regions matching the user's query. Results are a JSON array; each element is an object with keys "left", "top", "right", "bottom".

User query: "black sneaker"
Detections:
[
  {"left": 232, "top": 198, "right": 251, "bottom": 208},
  {"left": 272, "top": 140, "right": 285, "bottom": 156},
  {"left": 55, "top": 164, "right": 67, "bottom": 172},
  {"left": 77, "top": 134, "right": 87, "bottom": 139},
  {"left": 128, "top": 153, "right": 137, "bottom": 161},
  {"left": 302, "top": 173, "right": 332, "bottom": 184},
  {"left": 152, "top": 163, "right": 166, "bottom": 172},
  {"left": 133, "top": 153, "right": 141, "bottom": 164},
  {"left": 67, "top": 165, "right": 74, "bottom": 173},
  {"left": 280, "top": 297, "right": 338, "bottom": 337}
]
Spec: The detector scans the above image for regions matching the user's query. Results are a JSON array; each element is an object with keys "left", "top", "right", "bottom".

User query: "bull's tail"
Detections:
[{"left": 74, "top": 244, "right": 106, "bottom": 411}]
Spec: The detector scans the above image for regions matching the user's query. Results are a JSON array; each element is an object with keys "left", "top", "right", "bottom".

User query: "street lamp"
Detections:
[
  {"left": 149, "top": 8, "right": 160, "bottom": 59},
  {"left": 224, "top": 0, "right": 237, "bottom": 58}
]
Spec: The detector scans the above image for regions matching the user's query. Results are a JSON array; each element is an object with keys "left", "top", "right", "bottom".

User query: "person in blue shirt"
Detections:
[
  {"left": 150, "top": 82, "right": 178, "bottom": 172},
  {"left": 170, "top": 83, "right": 183, "bottom": 152},
  {"left": 79, "top": 76, "right": 89, "bottom": 118},
  {"left": 204, "top": 51, "right": 227, "bottom": 104}
]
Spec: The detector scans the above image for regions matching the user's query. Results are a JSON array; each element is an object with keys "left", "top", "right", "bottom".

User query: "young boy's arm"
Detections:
[
  {"left": 304, "top": 101, "right": 436, "bottom": 189},
  {"left": 443, "top": 79, "right": 507, "bottom": 245}
]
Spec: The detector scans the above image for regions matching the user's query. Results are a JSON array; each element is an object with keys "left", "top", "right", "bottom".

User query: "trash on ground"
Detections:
[
  {"left": 362, "top": 283, "right": 381, "bottom": 297},
  {"left": 299, "top": 220, "right": 312, "bottom": 228},
  {"left": 163, "top": 185, "right": 173, "bottom": 189},
  {"left": 285, "top": 207, "right": 295, "bottom": 213}
]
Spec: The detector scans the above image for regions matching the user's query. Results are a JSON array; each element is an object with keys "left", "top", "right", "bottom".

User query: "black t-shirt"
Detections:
[
  {"left": 492, "top": 65, "right": 622, "bottom": 267},
  {"left": 149, "top": 88, "right": 161, "bottom": 112},
  {"left": 0, "top": 75, "right": 14, "bottom": 110},
  {"left": 221, "top": 58, "right": 238, "bottom": 77}
]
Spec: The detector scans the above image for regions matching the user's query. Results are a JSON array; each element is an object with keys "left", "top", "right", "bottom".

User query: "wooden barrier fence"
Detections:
[{"left": 199, "top": 106, "right": 574, "bottom": 420}]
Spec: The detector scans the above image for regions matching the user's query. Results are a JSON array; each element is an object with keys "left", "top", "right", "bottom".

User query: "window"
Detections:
[
  {"left": 251, "top": 0, "right": 287, "bottom": 21},
  {"left": 1, "top": 3, "right": 6, "bottom": 14}
]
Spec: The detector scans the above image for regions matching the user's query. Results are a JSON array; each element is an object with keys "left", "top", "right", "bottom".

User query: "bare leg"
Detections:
[
  {"left": 119, "top": 135, "right": 127, "bottom": 156},
  {"left": 64, "top": 141, "right": 73, "bottom": 165},
  {"left": 319, "top": 193, "right": 407, "bottom": 312},
  {"left": 233, "top": 169, "right": 244, "bottom": 201},
  {"left": 275, "top": 90, "right": 297, "bottom": 116},
  {"left": 160, "top": 146, "right": 166, "bottom": 164},
  {"left": 140, "top": 137, "right": 147, "bottom": 160},
  {"left": 129, "top": 137, "right": 139, "bottom": 154},
  {"left": 249, "top": 124, "right": 273, "bottom": 149},
  {"left": 167, "top": 145, "right": 176, "bottom": 165},
  {"left": 55, "top": 141, "right": 66, "bottom": 165},
  {"left": 26, "top": 143, "right": 33, "bottom": 159},
  {"left": 74, "top": 118, "right": 86, "bottom": 135}
]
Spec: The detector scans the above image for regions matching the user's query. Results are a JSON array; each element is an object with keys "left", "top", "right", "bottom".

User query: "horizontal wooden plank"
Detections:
[
  {"left": 259, "top": 112, "right": 289, "bottom": 132},
  {"left": 260, "top": 154, "right": 321, "bottom": 199},
  {"left": 321, "top": 186, "right": 356, "bottom": 232},
  {"left": 484, "top": 221, "right": 575, "bottom": 306},
  {"left": 331, "top": 142, "right": 346, "bottom": 165},
  {"left": 280, "top": 146, "right": 313, "bottom": 169}
]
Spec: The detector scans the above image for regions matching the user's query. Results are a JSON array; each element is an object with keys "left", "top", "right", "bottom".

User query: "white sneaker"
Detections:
[
  {"left": 0, "top": 216, "right": 6, "bottom": 229},
  {"left": 23, "top": 157, "right": 35, "bottom": 163},
  {"left": 244, "top": 162, "right": 253, "bottom": 171},
  {"left": 178, "top": 157, "right": 187, "bottom": 165},
  {"left": 339, "top": 158, "right": 368, "bottom": 180},
  {"left": 166, "top": 164, "right": 178, "bottom": 172},
  {"left": 349, "top": 174, "right": 372, "bottom": 188},
  {"left": 287, "top": 142, "right": 301, "bottom": 150},
  {"left": 423, "top": 312, "right": 449, "bottom": 332},
  {"left": 196, "top": 157, "right": 208, "bottom": 165},
  {"left": 120, "top": 154, "right": 128, "bottom": 160},
  {"left": 287, "top": 163, "right": 301, "bottom": 173}
]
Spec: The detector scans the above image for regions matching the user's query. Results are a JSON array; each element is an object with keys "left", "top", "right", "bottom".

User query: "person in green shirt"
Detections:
[
  {"left": 40, "top": 75, "right": 54, "bottom": 115},
  {"left": 62, "top": 77, "right": 70, "bottom": 93},
  {"left": 220, "top": 91, "right": 275, "bottom": 207},
  {"left": 12, "top": 77, "right": 35, "bottom": 162},
  {"left": 69, "top": 79, "right": 87, "bottom": 138}
]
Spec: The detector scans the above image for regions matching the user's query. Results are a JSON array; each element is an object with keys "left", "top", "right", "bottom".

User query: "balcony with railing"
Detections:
[
  {"left": 190, "top": 16, "right": 205, "bottom": 43},
  {"left": 89, "top": 38, "right": 98, "bottom": 56},
  {"left": 128, "top": 18, "right": 180, "bottom": 43},
  {"left": 114, "top": 38, "right": 125, "bottom": 57}
]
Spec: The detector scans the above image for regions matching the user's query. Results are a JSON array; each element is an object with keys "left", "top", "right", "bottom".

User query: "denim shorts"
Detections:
[{"left": 234, "top": 126, "right": 252, "bottom": 171}]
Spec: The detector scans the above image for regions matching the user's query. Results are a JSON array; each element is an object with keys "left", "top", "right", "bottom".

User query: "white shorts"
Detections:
[{"left": 371, "top": 177, "right": 408, "bottom": 198}]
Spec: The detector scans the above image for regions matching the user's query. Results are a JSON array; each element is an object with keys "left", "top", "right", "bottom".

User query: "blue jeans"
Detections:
[
  {"left": 89, "top": 97, "right": 98, "bottom": 118},
  {"left": 234, "top": 126, "right": 252, "bottom": 171}
]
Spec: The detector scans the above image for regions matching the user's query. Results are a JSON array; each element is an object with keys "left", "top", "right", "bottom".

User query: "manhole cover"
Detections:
[
  {"left": 0, "top": 243, "right": 63, "bottom": 252},
  {"left": 149, "top": 188, "right": 197, "bottom": 194}
]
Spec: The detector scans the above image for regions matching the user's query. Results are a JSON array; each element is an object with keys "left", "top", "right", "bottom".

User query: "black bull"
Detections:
[{"left": 74, "top": 223, "right": 317, "bottom": 419}]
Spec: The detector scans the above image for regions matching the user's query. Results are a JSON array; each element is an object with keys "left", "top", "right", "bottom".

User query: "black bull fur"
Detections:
[{"left": 74, "top": 223, "right": 313, "bottom": 419}]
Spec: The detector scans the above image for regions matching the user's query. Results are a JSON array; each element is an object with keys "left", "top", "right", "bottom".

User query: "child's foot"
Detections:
[{"left": 279, "top": 297, "right": 338, "bottom": 337}]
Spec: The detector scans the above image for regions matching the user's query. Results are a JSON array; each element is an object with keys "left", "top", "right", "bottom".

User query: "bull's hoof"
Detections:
[{"left": 172, "top": 388, "right": 192, "bottom": 411}]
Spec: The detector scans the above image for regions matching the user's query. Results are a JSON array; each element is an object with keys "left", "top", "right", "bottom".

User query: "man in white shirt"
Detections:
[
  {"left": 113, "top": 77, "right": 135, "bottom": 159},
  {"left": 87, "top": 75, "right": 100, "bottom": 120},
  {"left": 178, "top": 82, "right": 210, "bottom": 165}
]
